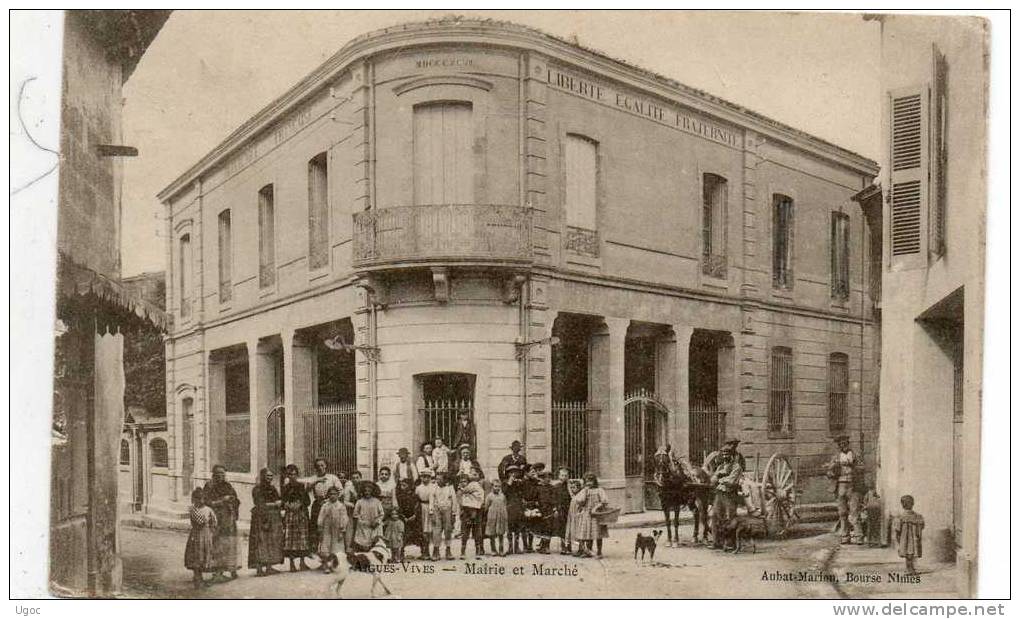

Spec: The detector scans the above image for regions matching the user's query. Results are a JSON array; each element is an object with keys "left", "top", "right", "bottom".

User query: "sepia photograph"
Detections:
[{"left": 8, "top": 9, "right": 1007, "bottom": 604}]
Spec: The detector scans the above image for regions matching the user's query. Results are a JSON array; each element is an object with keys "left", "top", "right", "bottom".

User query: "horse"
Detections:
[{"left": 653, "top": 451, "right": 711, "bottom": 546}]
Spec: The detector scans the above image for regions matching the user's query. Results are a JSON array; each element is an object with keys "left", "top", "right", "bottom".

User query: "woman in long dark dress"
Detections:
[
  {"left": 203, "top": 464, "right": 241, "bottom": 580},
  {"left": 280, "top": 464, "right": 312, "bottom": 571},
  {"left": 248, "top": 468, "right": 284, "bottom": 577}
]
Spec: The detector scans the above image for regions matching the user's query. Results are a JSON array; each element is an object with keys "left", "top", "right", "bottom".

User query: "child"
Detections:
[
  {"left": 383, "top": 506, "right": 406, "bottom": 563},
  {"left": 893, "top": 495, "right": 924, "bottom": 575},
  {"left": 353, "top": 481, "right": 385, "bottom": 552},
  {"left": 573, "top": 473, "right": 609, "bottom": 558},
  {"left": 185, "top": 488, "right": 218, "bottom": 588},
  {"left": 432, "top": 437, "right": 451, "bottom": 475},
  {"left": 484, "top": 479, "right": 509, "bottom": 556},
  {"left": 415, "top": 469, "right": 437, "bottom": 560},
  {"left": 504, "top": 465, "right": 525, "bottom": 554},
  {"left": 565, "top": 478, "right": 583, "bottom": 555},
  {"left": 861, "top": 481, "right": 883, "bottom": 547},
  {"left": 431, "top": 472, "right": 458, "bottom": 560},
  {"left": 343, "top": 470, "right": 362, "bottom": 549},
  {"left": 553, "top": 467, "right": 573, "bottom": 555},
  {"left": 377, "top": 466, "right": 396, "bottom": 510},
  {"left": 458, "top": 471, "right": 486, "bottom": 558},
  {"left": 280, "top": 464, "right": 312, "bottom": 572},
  {"left": 317, "top": 486, "right": 348, "bottom": 573}
]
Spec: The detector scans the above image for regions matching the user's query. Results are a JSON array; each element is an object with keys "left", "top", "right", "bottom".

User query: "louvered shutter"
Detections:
[{"left": 888, "top": 87, "right": 929, "bottom": 259}]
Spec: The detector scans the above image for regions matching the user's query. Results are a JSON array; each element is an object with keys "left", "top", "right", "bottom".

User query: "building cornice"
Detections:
[{"left": 157, "top": 18, "right": 878, "bottom": 203}]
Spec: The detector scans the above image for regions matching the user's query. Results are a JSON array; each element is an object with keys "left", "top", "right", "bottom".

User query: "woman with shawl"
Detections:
[
  {"left": 202, "top": 464, "right": 241, "bottom": 581},
  {"left": 280, "top": 464, "right": 312, "bottom": 571},
  {"left": 248, "top": 467, "right": 284, "bottom": 576}
]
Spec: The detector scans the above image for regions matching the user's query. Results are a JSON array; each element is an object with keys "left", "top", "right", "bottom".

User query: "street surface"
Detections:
[{"left": 119, "top": 522, "right": 956, "bottom": 599}]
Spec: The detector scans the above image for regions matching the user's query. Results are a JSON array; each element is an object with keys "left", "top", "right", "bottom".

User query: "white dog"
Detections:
[{"left": 328, "top": 537, "right": 393, "bottom": 599}]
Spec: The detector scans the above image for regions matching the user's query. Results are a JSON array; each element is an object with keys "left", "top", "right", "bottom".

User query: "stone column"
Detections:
[
  {"left": 207, "top": 354, "right": 226, "bottom": 479},
  {"left": 249, "top": 339, "right": 277, "bottom": 474},
  {"left": 284, "top": 330, "right": 315, "bottom": 471},
  {"left": 717, "top": 332, "right": 738, "bottom": 442},
  {"left": 590, "top": 317, "right": 628, "bottom": 504},
  {"left": 671, "top": 326, "right": 694, "bottom": 460}
]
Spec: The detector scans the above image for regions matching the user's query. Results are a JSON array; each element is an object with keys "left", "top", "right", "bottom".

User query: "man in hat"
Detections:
[
  {"left": 498, "top": 440, "right": 528, "bottom": 482},
  {"left": 722, "top": 438, "right": 747, "bottom": 471},
  {"left": 827, "top": 434, "right": 864, "bottom": 544},
  {"left": 453, "top": 444, "right": 484, "bottom": 481},
  {"left": 393, "top": 447, "right": 418, "bottom": 485},
  {"left": 709, "top": 442, "right": 743, "bottom": 549}
]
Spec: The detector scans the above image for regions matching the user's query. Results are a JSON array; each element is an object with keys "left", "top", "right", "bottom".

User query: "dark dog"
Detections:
[
  {"left": 634, "top": 530, "right": 662, "bottom": 562},
  {"left": 720, "top": 514, "right": 768, "bottom": 553}
]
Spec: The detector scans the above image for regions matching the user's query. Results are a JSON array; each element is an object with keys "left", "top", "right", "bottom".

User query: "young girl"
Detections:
[
  {"left": 573, "top": 473, "right": 609, "bottom": 558},
  {"left": 352, "top": 481, "right": 385, "bottom": 552},
  {"left": 484, "top": 479, "right": 509, "bottom": 556},
  {"left": 280, "top": 464, "right": 312, "bottom": 572},
  {"left": 553, "top": 467, "right": 573, "bottom": 555},
  {"left": 377, "top": 466, "right": 396, "bottom": 510},
  {"left": 383, "top": 506, "right": 406, "bottom": 563},
  {"left": 317, "top": 486, "right": 348, "bottom": 573},
  {"left": 565, "top": 478, "right": 583, "bottom": 555},
  {"left": 185, "top": 488, "right": 218, "bottom": 588},
  {"left": 893, "top": 495, "right": 925, "bottom": 575}
]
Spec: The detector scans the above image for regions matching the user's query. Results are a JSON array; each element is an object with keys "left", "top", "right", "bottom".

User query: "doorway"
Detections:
[{"left": 416, "top": 373, "right": 475, "bottom": 452}]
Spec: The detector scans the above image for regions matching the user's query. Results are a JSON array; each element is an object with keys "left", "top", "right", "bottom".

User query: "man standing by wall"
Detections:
[{"left": 827, "top": 434, "right": 864, "bottom": 545}]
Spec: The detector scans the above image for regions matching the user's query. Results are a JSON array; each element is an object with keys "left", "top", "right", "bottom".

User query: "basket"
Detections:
[{"left": 591, "top": 506, "right": 620, "bottom": 525}]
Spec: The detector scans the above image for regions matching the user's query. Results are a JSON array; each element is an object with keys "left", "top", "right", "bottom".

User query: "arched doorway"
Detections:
[{"left": 624, "top": 390, "right": 670, "bottom": 510}]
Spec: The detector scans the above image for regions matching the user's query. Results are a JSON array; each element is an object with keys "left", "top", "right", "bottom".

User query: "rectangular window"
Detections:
[
  {"left": 564, "top": 134, "right": 598, "bottom": 230},
  {"left": 223, "top": 359, "right": 250, "bottom": 473},
  {"left": 308, "top": 153, "right": 329, "bottom": 270},
  {"left": 178, "top": 233, "right": 192, "bottom": 319},
  {"left": 772, "top": 194, "right": 794, "bottom": 289},
  {"left": 702, "top": 173, "right": 728, "bottom": 277},
  {"left": 831, "top": 212, "right": 850, "bottom": 300},
  {"left": 828, "top": 353, "right": 849, "bottom": 432},
  {"left": 413, "top": 102, "right": 473, "bottom": 205},
  {"left": 217, "top": 210, "right": 232, "bottom": 303},
  {"left": 258, "top": 184, "right": 276, "bottom": 288},
  {"left": 768, "top": 346, "right": 793, "bottom": 435}
]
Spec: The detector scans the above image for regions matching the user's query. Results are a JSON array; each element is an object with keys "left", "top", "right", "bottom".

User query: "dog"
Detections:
[
  {"left": 634, "top": 530, "right": 662, "bottom": 562},
  {"left": 720, "top": 514, "right": 768, "bottom": 554},
  {"left": 328, "top": 537, "right": 394, "bottom": 599}
]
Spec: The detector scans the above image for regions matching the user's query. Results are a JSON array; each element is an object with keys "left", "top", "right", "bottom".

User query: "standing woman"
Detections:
[
  {"left": 203, "top": 464, "right": 241, "bottom": 581},
  {"left": 248, "top": 468, "right": 284, "bottom": 577},
  {"left": 184, "top": 488, "right": 217, "bottom": 588},
  {"left": 280, "top": 464, "right": 312, "bottom": 572}
]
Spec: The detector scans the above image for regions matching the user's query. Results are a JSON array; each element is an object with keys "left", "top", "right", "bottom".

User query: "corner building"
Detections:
[{"left": 159, "top": 20, "right": 879, "bottom": 517}]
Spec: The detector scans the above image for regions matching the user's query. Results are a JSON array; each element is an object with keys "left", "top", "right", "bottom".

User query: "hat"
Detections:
[
  {"left": 834, "top": 434, "right": 850, "bottom": 443},
  {"left": 723, "top": 438, "right": 741, "bottom": 446},
  {"left": 397, "top": 447, "right": 409, "bottom": 455},
  {"left": 537, "top": 469, "right": 553, "bottom": 478},
  {"left": 419, "top": 468, "right": 434, "bottom": 477},
  {"left": 510, "top": 440, "right": 522, "bottom": 449}
]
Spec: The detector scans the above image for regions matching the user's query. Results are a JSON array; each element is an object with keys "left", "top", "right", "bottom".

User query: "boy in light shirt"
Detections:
[{"left": 432, "top": 437, "right": 451, "bottom": 475}]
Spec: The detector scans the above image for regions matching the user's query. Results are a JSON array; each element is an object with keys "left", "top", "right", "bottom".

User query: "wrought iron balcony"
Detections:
[{"left": 352, "top": 204, "right": 533, "bottom": 270}]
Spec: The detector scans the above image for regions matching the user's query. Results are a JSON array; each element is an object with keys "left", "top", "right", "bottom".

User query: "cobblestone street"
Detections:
[{"left": 118, "top": 522, "right": 957, "bottom": 599}]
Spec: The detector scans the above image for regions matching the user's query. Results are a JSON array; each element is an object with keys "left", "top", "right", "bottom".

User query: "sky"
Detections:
[{"left": 120, "top": 10, "right": 882, "bottom": 276}]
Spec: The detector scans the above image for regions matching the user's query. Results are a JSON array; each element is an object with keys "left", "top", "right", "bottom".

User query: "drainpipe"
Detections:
[
  {"left": 859, "top": 210, "right": 867, "bottom": 457},
  {"left": 519, "top": 276, "right": 530, "bottom": 451},
  {"left": 370, "top": 300, "right": 379, "bottom": 478}
]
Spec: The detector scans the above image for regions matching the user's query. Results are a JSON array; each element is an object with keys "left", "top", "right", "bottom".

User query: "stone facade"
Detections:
[{"left": 159, "top": 20, "right": 879, "bottom": 518}]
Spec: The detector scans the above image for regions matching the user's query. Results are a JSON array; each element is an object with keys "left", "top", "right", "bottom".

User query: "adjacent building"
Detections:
[
  {"left": 51, "top": 9, "right": 170, "bottom": 596},
  {"left": 857, "top": 15, "right": 987, "bottom": 596},
  {"left": 157, "top": 19, "right": 879, "bottom": 519}
]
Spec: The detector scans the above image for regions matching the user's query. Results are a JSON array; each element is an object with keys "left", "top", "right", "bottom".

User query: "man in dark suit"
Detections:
[{"left": 498, "top": 440, "right": 528, "bottom": 482}]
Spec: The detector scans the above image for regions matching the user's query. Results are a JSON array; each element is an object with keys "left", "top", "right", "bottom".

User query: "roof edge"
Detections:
[{"left": 158, "top": 17, "right": 879, "bottom": 202}]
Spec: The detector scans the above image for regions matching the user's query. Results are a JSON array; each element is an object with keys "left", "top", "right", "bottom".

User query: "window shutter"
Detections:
[{"left": 888, "top": 87, "right": 930, "bottom": 258}]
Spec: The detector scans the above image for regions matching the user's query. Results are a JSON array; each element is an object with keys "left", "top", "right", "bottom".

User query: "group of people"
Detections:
[{"left": 184, "top": 438, "right": 614, "bottom": 588}]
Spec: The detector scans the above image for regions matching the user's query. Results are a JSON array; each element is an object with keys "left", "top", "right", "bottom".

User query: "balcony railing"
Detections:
[{"left": 352, "top": 204, "right": 532, "bottom": 269}]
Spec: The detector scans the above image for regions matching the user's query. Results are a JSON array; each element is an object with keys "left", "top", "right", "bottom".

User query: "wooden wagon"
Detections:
[{"left": 702, "top": 450, "right": 801, "bottom": 538}]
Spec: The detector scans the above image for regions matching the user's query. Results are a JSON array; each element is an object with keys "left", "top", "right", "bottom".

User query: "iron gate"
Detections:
[
  {"left": 624, "top": 390, "right": 671, "bottom": 510},
  {"left": 303, "top": 402, "right": 357, "bottom": 475},
  {"left": 267, "top": 405, "right": 285, "bottom": 475},
  {"left": 419, "top": 399, "right": 472, "bottom": 451},
  {"left": 551, "top": 401, "right": 599, "bottom": 477},
  {"left": 689, "top": 401, "right": 727, "bottom": 463}
]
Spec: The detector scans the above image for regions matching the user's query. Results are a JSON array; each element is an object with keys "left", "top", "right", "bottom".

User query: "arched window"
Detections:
[
  {"left": 828, "top": 353, "right": 850, "bottom": 432},
  {"left": 120, "top": 439, "right": 130, "bottom": 465},
  {"left": 702, "top": 173, "right": 728, "bottom": 277},
  {"left": 150, "top": 438, "right": 169, "bottom": 468}
]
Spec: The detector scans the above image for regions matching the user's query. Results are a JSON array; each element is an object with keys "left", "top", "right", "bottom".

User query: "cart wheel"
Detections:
[{"left": 762, "top": 453, "right": 798, "bottom": 537}]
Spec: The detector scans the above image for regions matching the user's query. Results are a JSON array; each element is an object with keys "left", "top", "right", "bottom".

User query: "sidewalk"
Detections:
[{"left": 822, "top": 541, "right": 961, "bottom": 599}]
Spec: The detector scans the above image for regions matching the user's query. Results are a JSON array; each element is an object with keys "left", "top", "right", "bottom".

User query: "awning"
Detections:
[{"left": 56, "top": 251, "right": 170, "bottom": 332}]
